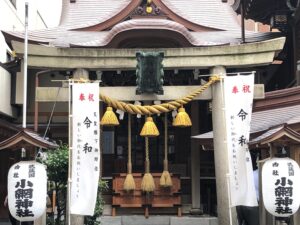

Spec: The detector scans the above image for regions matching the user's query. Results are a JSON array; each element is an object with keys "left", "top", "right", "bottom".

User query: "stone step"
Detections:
[
  {"left": 0, "top": 221, "right": 10, "bottom": 225},
  {"left": 102, "top": 204, "right": 193, "bottom": 216},
  {"left": 100, "top": 215, "right": 218, "bottom": 225}
]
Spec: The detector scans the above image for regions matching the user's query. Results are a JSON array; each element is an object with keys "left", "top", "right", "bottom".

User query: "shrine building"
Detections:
[{"left": 0, "top": 0, "right": 292, "bottom": 224}]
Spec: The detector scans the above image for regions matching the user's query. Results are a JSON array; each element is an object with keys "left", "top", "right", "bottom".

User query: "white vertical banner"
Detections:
[
  {"left": 224, "top": 74, "right": 258, "bottom": 207},
  {"left": 71, "top": 83, "right": 100, "bottom": 215}
]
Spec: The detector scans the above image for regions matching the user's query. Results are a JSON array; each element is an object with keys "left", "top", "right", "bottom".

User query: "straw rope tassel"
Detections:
[
  {"left": 100, "top": 106, "right": 119, "bottom": 126},
  {"left": 141, "top": 137, "right": 155, "bottom": 192},
  {"left": 123, "top": 114, "right": 136, "bottom": 191},
  {"left": 160, "top": 113, "right": 173, "bottom": 187}
]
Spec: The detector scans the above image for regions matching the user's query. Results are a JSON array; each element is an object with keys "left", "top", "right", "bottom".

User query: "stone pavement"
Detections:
[
  {"left": 100, "top": 215, "right": 218, "bottom": 225},
  {"left": 0, "top": 220, "right": 10, "bottom": 225},
  {"left": 0, "top": 216, "right": 218, "bottom": 225}
]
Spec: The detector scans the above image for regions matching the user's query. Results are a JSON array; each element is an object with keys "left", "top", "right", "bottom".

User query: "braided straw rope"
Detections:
[
  {"left": 127, "top": 114, "right": 132, "bottom": 174},
  {"left": 145, "top": 137, "right": 150, "bottom": 173},
  {"left": 164, "top": 113, "right": 168, "bottom": 171},
  {"left": 100, "top": 75, "right": 221, "bottom": 115}
]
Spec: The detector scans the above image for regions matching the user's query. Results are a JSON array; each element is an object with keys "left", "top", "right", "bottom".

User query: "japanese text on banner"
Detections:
[
  {"left": 224, "top": 74, "right": 258, "bottom": 207},
  {"left": 71, "top": 83, "right": 100, "bottom": 215}
]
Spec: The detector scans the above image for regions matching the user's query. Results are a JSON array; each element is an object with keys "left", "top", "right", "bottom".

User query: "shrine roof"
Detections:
[
  {"left": 2, "top": 19, "right": 281, "bottom": 48},
  {"left": 193, "top": 103, "right": 300, "bottom": 140},
  {"left": 59, "top": 0, "right": 132, "bottom": 30},
  {"left": 2, "top": 0, "right": 281, "bottom": 48},
  {"left": 249, "top": 125, "right": 300, "bottom": 147},
  {"left": 159, "top": 0, "right": 240, "bottom": 31},
  {"left": 59, "top": 0, "right": 240, "bottom": 31},
  {"left": 0, "top": 128, "right": 59, "bottom": 150}
]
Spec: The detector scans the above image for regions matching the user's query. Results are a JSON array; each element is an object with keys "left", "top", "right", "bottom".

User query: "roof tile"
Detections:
[
  {"left": 161, "top": 0, "right": 240, "bottom": 31},
  {"left": 60, "top": 0, "right": 131, "bottom": 29}
]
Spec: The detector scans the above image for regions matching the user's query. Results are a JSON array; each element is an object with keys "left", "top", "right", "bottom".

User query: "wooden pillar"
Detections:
[
  {"left": 190, "top": 101, "right": 203, "bottom": 214},
  {"left": 34, "top": 73, "right": 39, "bottom": 132},
  {"left": 211, "top": 66, "right": 237, "bottom": 225}
]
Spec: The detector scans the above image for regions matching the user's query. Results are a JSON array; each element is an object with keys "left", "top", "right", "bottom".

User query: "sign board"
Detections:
[
  {"left": 7, "top": 161, "right": 47, "bottom": 221},
  {"left": 262, "top": 157, "right": 300, "bottom": 217}
]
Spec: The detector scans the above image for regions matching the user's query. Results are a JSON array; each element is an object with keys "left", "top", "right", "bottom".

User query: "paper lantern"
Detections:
[
  {"left": 7, "top": 161, "right": 47, "bottom": 221},
  {"left": 262, "top": 157, "right": 300, "bottom": 217}
]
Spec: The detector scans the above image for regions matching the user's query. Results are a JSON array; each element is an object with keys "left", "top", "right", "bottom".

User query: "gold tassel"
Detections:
[
  {"left": 173, "top": 107, "right": 192, "bottom": 127},
  {"left": 160, "top": 170, "right": 172, "bottom": 187},
  {"left": 124, "top": 164, "right": 135, "bottom": 191},
  {"left": 124, "top": 173, "right": 136, "bottom": 191},
  {"left": 160, "top": 159, "right": 172, "bottom": 187},
  {"left": 123, "top": 115, "right": 136, "bottom": 191},
  {"left": 141, "top": 137, "right": 155, "bottom": 192},
  {"left": 140, "top": 116, "right": 160, "bottom": 137},
  {"left": 100, "top": 106, "right": 119, "bottom": 126},
  {"left": 141, "top": 173, "right": 155, "bottom": 192}
]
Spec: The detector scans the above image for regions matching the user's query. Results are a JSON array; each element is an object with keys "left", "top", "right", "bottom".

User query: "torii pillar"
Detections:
[{"left": 211, "top": 66, "right": 237, "bottom": 225}]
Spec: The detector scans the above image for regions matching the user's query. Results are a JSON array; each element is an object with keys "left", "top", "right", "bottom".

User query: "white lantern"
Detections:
[
  {"left": 7, "top": 161, "right": 47, "bottom": 221},
  {"left": 262, "top": 157, "right": 300, "bottom": 217}
]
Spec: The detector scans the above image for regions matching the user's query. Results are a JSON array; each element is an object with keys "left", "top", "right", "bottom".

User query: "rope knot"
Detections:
[{"left": 209, "top": 75, "right": 221, "bottom": 82}]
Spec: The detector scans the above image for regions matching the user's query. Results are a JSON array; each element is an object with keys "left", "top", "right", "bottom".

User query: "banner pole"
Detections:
[
  {"left": 22, "top": 2, "right": 28, "bottom": 129},
  {"left": 226, "top": 173, "right": 233, "bottom": 225},
  {"left": 67, "top": 79, "right": 73, "bottom": 225}
]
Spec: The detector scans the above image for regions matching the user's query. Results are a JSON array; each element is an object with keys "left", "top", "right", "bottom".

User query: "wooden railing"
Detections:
[{"left": 112, "top": 173, "right": 181, "bottom": 218}]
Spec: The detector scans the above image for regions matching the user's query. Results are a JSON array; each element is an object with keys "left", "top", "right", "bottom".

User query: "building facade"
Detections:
[{"left": 0, "top": 0, "right": 60, "bottom": 219}]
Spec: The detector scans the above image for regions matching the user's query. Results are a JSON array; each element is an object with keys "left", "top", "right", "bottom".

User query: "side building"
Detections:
[{"left": 0, "top": 0, "right": 60, "bottom": 219}]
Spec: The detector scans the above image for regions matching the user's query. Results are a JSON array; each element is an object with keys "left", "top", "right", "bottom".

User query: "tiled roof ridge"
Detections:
[
  {"left": 1, "top": 0, "right": 279, "bottom": 47},
  {"left": 71, "top": 19, "right": 198, "bottom": 47},
  {"left": 159, "top": 0, "right": 241, "bottom": 31},
  {"left": 2, "top": 27, "right": 280, "bottom": 48},
  {"left": 59, "top": 0, "right": 133, "bottom": 30},
  {"left": 58, "top": 0, "right": 241, "bottom": 32},
  {"left": 193, "top": 104, "right": 300, "bottom": 145},
  {"left": 249, "top": 124, "right": 300, "bottom": 146},
  {"left": 264, "top": 86, "right": 300, "bottom": 99},
  {"left": 254, "top": 86, "right": 300, "bottom": 112},
  {"left": 0, "top": 128, "right": 58, "bottom": 150}
]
